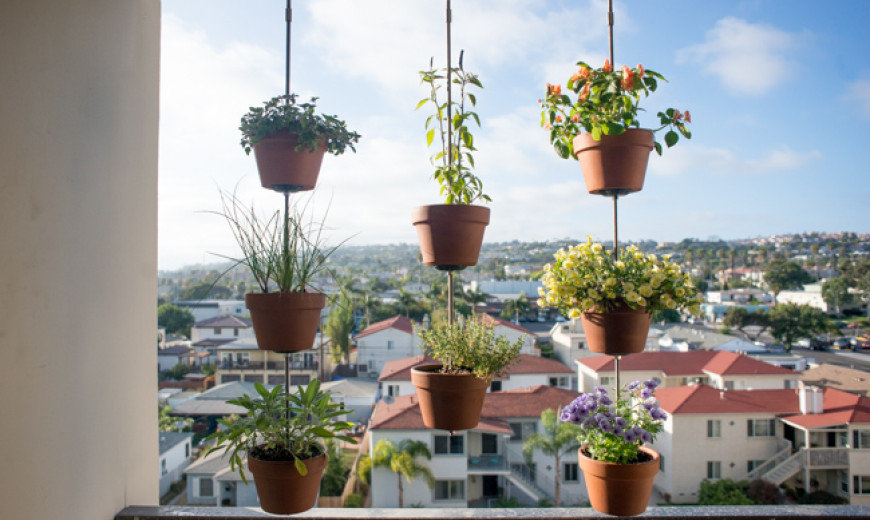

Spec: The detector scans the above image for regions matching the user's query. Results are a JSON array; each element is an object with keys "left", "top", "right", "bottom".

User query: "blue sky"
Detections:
[{"left": 158, "top": 0, "right": 870, "bottom": 270}]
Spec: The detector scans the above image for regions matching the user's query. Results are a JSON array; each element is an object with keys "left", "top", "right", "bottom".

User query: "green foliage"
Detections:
[
  {"left": 698, "top": 479, "right": 754, "bottom": 505},
  {"left": 162, "top": 363, "right": 191, "bottom": 381},
  {"left": 158, "top": 405, "right": 193, "bottom": 432},
  {"left": 357, "top": 453, "right": 372, "bottom": 486},
  {"left": 501, "top": 292, "right": 532, "bottom": 321},
  {"left": 180, "top": 282, "right": 232, "bottom": 301},
  {"left": 764, "top": 260, "right": 813, "bottom": 296},
  {"left": 767, "top": 303, "right": 832, "bottom": 351},
  {"left": 326, "top": 291, "right": 354, "bottom": 364},
  {"left": 652, "top": 308, "right": 681, "bottom": 323},
  {"left": 416, "top": 317, "right": 523, "bottom": 379},
  {"left": 800, "top": 490, "right": 848, "bottom": 504},
  {"left": 343, "top": 493, "right": 363, "bottom": 508},
  {"left": 199, "top": 362, "right": 216, "bottom": 377},
  {"left": 540, "top": 60, "right": 691, "bottom": 159},
  {"left": 417, "top": 56, "right": 490, "bottom": 204},
  {"left": 371, "top": 439, "right": 434, "bottom": 508},
  {"left": 319, "top": 439, "right": 349, "bottom": 497},
  {"left": 822, "top": 277, "right": 854, "bottom": 313},
  {"left": 522, "top": 408, "right": 582, "bottom": 506},
  {"left": 492, "top": 496, "right": 525, "bottom": 507},
  {"left": 157, "top": 303, "right": 195, "bottom": 337},
  {"left": 212, "top": 189, "right": 343, "bottom": 294},
  {"left": 747, "top": 479, "right": 782, "bottom": 505},
  {"left": 205, "top": 380, "right": 355, "bottom": 483},
  {"left": 239, "top": 94, "right": 361, "bottom": 156}
]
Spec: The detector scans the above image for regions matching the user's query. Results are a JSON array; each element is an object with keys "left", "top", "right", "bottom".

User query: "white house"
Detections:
[
  {"left": 474, "top": 314, "right": 539, "bottom": 356},
  {"left": 157, "top": 345, "right": 196, "bottom": 372},
  {"left": 176, "top": 299, "right": 248, "bottom": 322},
  {"left": 654, "top": 324, "right": 767, "bottom": 353},
  {"left": 184, "top": 450, "right": 258, "bottom": 507},
  {"left": 190, "top": 315, "right": 255, "bottom": 344},
  {"left": 368, "top": 385, "right": 584, "bottom": 508},
  {"left": 549, "top": 318, "right": 659, "bottom": 366},
  {"left": 354, "top": 315, "right": 423, "bottom": 378},
  {"left": 320, "top": 378, "right": 378, "bottom": 425},
  {"left": 652, "top": 383, "right": 870, "bottom": 505},
  {"left": 576, "top": 350, "right": 799, "bottom": 394},
  {"left": 158, "top": 432, "right": 192, "bottom": 497}
]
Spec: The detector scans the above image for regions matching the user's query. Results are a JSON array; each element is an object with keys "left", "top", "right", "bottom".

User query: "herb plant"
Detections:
[
  {"left": 240, "top": 94, "right": 361, "bottom": 156},
  {"left": 539, "top": 236, "right": 703, "bottom": 318},
  {"left": 417, "top": 56, "right": 489, "bottom": 205},
  {"left": 416, "top": 317, "right": 522, "bottom": 379},
  {"left": 213, "top": 189, "right": 343, "bottom": 294},
  {"left": 561, "top": 379, "right": 667, "bottom": 464},
  {"left": 205, "top": 380, "right": 355, "bottom": 481},
  {"left": 541, "top": 60, "right": 692, "bottom": 158}
]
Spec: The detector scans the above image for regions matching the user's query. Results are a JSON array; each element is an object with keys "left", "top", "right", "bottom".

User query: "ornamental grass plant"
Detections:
[
  {"left": 561, "top": 379, "right": 667, "bottom": 464},
  {"left": 538, "top": 237, "right": 703, "bottom": 319},
  {"left": 415, "top": 317, "right": 522, "bottom": 379}
]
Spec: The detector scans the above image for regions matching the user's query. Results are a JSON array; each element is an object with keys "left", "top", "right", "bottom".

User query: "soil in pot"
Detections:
[
  {"left": 248, "top": 445, "right": 327, "bottom": 515},
  {"left": 578, "top": 445, "right": 660, "bottom": 517},
  {"left": 411, "top": 364, "right": 489, "bottom": 431},
  {"left": 411, "top": 204, "right": 490, "bottom": 269},
  {"left": 573, "top": 128, "right": 654, "bottom": 195}
]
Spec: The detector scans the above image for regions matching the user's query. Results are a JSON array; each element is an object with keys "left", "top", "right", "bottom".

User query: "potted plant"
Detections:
[
  {"left": 411, "top": 57, "right": 490, "bottom": 269},
  {"left": 240, "top": 94, "right": 361, "bottom": 192},
  {"left": 411, "top": 317, "right": 522, "bottom": 431},
  {"left": 205, "top": 380, "right": 355, "bottom": 515},
  {"left": 540, "top": 60, "right": 692, "bottom": 194},
  {"left": 215, "top": 189, "right": 342, "bottom": 351},
  {"left": 560, "top": 379, "right": 668, "bottom": 516},
  {"left": 538, "top": 237, "right": 702, "bottom": 354}
]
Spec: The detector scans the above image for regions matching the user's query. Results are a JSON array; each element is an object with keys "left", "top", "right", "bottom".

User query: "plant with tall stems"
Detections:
[
  {"left": 417, "top": 54, "right": 489, "bottom": 205},
  {"left": 415, "top": 316, "right": 522, "bottom": 378},
  {"left": 204, "top": 380, "right": 355, "bottom": 481}
]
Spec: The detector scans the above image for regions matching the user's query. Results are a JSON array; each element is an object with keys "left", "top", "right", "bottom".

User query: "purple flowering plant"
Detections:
[{"left": 560, "top": 379, "right": 667, "bottom": 464}]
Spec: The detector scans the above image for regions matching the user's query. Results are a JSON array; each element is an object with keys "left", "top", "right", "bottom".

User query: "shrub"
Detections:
[
  {"left": 747, "top": 479, "right": 782, "bottom": 505},
  {"left": 343, "top": 493, "right": 363, "bottom": 508},
  {"left": 698, "top": 479, "right": 754, "bottom": 505}
]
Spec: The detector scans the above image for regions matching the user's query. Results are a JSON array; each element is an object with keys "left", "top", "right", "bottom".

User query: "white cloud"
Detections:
[
  {"left": 844, "top": 78, "right": 870, "bottom": 119},
  {"left": 678, "top": 17, "right": 800, "bottom": 96},
  {"left": 649, "top": 144, "right": 822, "bottom": 177}
]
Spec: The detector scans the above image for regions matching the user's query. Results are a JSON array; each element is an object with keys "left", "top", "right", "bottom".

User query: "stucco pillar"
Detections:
[{"left": 0, "top": 1, "right": 160, "bottom": 518}]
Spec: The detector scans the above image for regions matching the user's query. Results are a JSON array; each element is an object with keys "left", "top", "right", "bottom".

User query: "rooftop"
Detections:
[
  {"left": 354, "top": 315, "right": 415, "bottom": 339},
  {"left": 579, "top": 350, "right": 797, "bottom": 377}
]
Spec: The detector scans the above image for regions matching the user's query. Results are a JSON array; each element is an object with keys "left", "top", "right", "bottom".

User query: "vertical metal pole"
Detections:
[
  {"left": 284, "top": 352, "right": 291, "bottom": 444},
  {"left": 447, "top": 271, "right": 455, "bottom": 326},
  {"left": 285, "top": 0, "right": 292, "bottom": 97},
  {"left": 612, "top": 194, "right": 619, "bottom": 260},
  {"left": 608, "top": 0, "right": 619, "bottom": 401},
  {"left": 614, "top": 355, "right": 621, "bottom": 397},
  {"left": 607, "top": 0, "right": 614, "bottom": 67},
  {"left": 446, "top": 0, "right": 453, "bottom": 170}
]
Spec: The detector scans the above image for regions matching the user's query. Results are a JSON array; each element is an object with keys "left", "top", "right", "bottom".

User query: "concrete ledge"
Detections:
[{"left": 117, "top": 505, "right": 870, "bottom": 519}]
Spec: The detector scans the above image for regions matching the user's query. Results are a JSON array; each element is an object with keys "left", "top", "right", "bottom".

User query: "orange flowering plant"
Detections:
[{"left": 540, "top": 60, "right": 692, "bottom": 159}]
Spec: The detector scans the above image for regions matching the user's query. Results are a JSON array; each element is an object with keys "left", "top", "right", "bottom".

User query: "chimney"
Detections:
[{"left": 799, "top": 384, "right": 823, "bottom": 414}]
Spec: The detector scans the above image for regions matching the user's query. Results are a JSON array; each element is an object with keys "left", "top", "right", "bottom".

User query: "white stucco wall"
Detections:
[
  {"left": 0, "top": 2, "right": 159, "bottom": 519},
  {"left": 357, "top": 329, "right": 422, "bottom": 376}
]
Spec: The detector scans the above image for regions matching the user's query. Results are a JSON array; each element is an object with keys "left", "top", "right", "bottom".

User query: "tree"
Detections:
[
  {"left": 767, "top": 303, "right": 833, "bottom": 351},
  {"left": 320, "top": 439, "right": 349, "bottom": 497},
  {"left": 764, "top": 260, "right": 813, "bottom": 302},
  {"left": 158, "top": 405, "right": 192, "bottom": 432},
  {"left": 722, "top": 307, "right": 769, "bottom": 340},
  {"left": 371, "top": 439, "right": 434, "bottom": 508},
  {"left": 157, "top": 303, "right": 195, "bottom": 337},
  {"left": 652, "top": 309, "right": 681, "bottom": 323},
  {"left": 501, "top": 292, "right": 531, "bottom": 322},
  {"left": 325, "top": 291, "right": 354, "bottom": 364},
  {"left": 522, "top": 408, "right": 582, "bottom": 506},
  {"left": 180, "top": 281, "right": 232, "bottom": 301},
  {"left": 822, "top": 277, "right": 854, "bottom": 315}
]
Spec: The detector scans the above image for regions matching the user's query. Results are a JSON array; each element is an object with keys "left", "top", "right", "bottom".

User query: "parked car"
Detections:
[{"left": 830, "top": 338, "right": 853, "bottom": 350}]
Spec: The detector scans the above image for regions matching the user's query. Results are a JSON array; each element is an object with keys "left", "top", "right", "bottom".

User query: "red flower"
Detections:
[
  {"left": 673, "top": 109, "right": 683, "bottom": 122},
  {"left": 637, "top": 64, "right": 645, "bottom": 78},
  {"left": 571, "top": 114, "right": 580, "bottom": 123},
  {"left": 547, "top": 83, "right": 562, "bottom": 96},
  {"left": 555, "top": 115, "right": 563, "bottom": 123},
  {"left": 602, "top": 59, "right": 613, "bottom": 73},
  {"left": 579, "top": 83, "right": 591, "bottom": 102},
  {"left": 571, "top": 66, "right": 592, "bottom": 83},
  {"left": 621, "top": 65, "right": 635, "bottom": 90},
  {"left": 684, "top": 110, "right": 692, "bottom": 123}
]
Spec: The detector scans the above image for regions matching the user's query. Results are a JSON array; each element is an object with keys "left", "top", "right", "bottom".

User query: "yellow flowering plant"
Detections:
[{"left": 538, "top": 237, "right": 702, "bottom": 319}]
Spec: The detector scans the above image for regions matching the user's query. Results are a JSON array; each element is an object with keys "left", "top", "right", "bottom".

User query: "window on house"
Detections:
[
  {"left": 559, "top": 377, "right": 569, "bottom": 387},
  {"left": 490, "top": 380, "right": 502, "bottom": 392},
  {"left": 747, "top": 460, "right": 766, "bottom": 473},
  {"left": 161, "top": 458, "right": 167, "bottom": 476},
  {"left": 214, "top": 328, "right": 221, "bottom": 335},
  {"left": 599, "top": 376, "right": 614, "bottom": 387},
  {"left": 199, "top": 477, "right": 214, "bottom": 497},
  {"left": 509, "top": 422, "right": 537, "bottom": 441},
  {"left": 659, "top": 454, "right": 665, "bottom": 473},
  {"left": 481, "top": 433, "right": 498, "bottom": 454},
  {"left": 289, "top": 375, "right": 310, "bottom": 385},
  {"left": 434, "top": 434, "right": 464, "bottom": 455},
  {"left": 724, "top": 381, "right": 735, "bottom": 390},
  {"left": 747, "top": 419, "right": 776, "bottom": 437},
  {"left": 434, "top": 480, "right": 465, "bottom": 500},
  {"left": 387, "top": 384, "right": 399, "bottom": 397},
  {"left": 707, "top": 420, "right": 721, "bottom": 438},
  {"left": 549, "top": 377, "right": 558, "bottom": 387},
  {"left": 707, "top": 461, "right": 721, "bottom": 479},
  {"left": 563, "top": 463, "right": 579, "bottom": 482},
  {"left": 854, "top": 430, "right": 870, "bottom": 449},
  {"left": 387, "top": 340, "right": 394, "bottom": 350},
  {"left": 575, "top": 341, "right": 584, "bottom": 349},
  {"left": 854, "top": 475, "right": 870, "bottom": 495},
  {"left": 233, "top": 328, "right": 239, "bottom": 337},
  {"left": 185, "top": 443, "right": 190, "bottom": 457}
]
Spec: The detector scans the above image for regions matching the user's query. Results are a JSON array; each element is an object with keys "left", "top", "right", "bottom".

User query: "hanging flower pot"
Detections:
[
  {"left": 572, "top": 128, "right": 654, "bottom": 195},
  {"left": 248, "top": 450, "right": 327, "bottom": 515},
  {"left": 411, "top": 364, "right": 490, "bottom": 431},
  {"left": 411, "top": 204, "right": 490, "bottom": 269},
  {"left": 580, "top": 302, "right": 652, "bottom": 355},
  {"left": 578, "top": 445, "right": 660, "bottom": 517},
  {"left": 245, "top": 292, "right": 326, "bottom": 352},
  {"left": 252, "top": 132, "right": 327, "bottom": 192}
]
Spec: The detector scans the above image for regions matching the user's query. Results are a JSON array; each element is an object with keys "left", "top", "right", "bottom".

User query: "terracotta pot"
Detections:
[
  {"left": 245, "top": 292, "right": 326, "bottom": 352},
  {"left": 248, "top": 450, "right": 327, "bottom": 515},
  {"left": 411, "top": 364, "right": 489, "bottom": 431},
  {"left": 580, "top": 303, "right": 651, "bottom": 355},
  {"left": 573, "top": 129, "right": 654, "bottom": 195},
  {"left": 411, "top": 204, "right": 490, "bottom": 269},
  {"left": 578, "top": 445, "right": 660, "bottom": 517},
  {"left": 253, "top": 131, "right": 327, "bottom": 192}
]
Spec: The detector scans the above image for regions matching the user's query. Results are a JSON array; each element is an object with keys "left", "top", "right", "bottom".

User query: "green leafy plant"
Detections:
[
  {"left": 205, "top": 380, "right": 355, "bottom": 482},
  {"left": 240, "top": 94, "right": 361, "bottom": 155},
  {"left": 415, "top": 317, "right": 522, "bottom": 379},
  {"left": 540, "top": 60, "right": 692, "bottom": 158},
  {"left": 213, "top": 188, "right": 344, "bottom": 294},
  {"left": 417, "top": 55, "right": 489, "bottom": 204},
  {"left": 561, "top": 380, "right": 667, "bottom": 464},
  {"left": 539, "top": 237, "right": 703, "bottom": 317}
]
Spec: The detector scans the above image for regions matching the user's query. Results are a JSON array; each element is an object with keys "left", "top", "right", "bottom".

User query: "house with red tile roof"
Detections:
[
  {"left": 649, "top": 382, "right": 870, "bottom": 505},
  {"left": 353, "top": 315, "right": 423, "bottom": 378},
  {"left": 368, "top": 385, "right": 583, "bottom": 508},
  {"left": 576, "top": 350, "right": 799, "bottom": 393},
  {"left": 377, "top": 354, "right": 574, "bottom": 400}
]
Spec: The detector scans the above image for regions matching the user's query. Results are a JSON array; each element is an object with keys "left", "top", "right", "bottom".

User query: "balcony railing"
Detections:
[
  {"left": 467, "top": 454, "right": 508, "bottom": 473},
  {"left": 219, "top": 361, "right": 317, "bottom": 371},
  {"left": 117, "top": 505, "right": 870, "bottom": 519},
  {"left": 808, "top": 447, "right": 849, "bottom": 468}
]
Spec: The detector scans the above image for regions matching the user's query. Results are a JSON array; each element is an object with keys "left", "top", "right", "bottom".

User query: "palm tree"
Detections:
[
  {"left": 371, "top": 439, "right": 435, "bottom": 507},
  {"left": 522, "top": 408, "right": 582, "bottom": 506}
]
